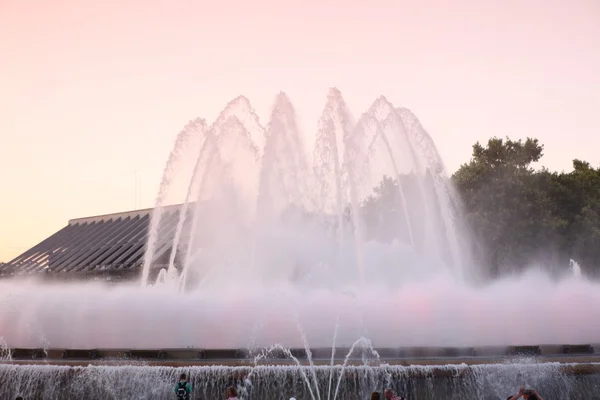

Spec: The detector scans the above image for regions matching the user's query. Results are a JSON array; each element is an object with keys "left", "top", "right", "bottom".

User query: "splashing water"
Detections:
[
  {"left": 331, "top": 337, "right": 381, "bottom": 400},
  {"left": 140, "top": 88, "right": 474, "bottom": 289},
  {"left": 1, "top": 90, "right": 600, "bottom": 358},
  {"left": 0, "top": 362, "right": 598, "bottom": 399},
  {"left": 0, "top": 338, "right": 11, "bottom": 361},
  {"left": 570, "top": 259, "right": 582, "bottom": 279}
]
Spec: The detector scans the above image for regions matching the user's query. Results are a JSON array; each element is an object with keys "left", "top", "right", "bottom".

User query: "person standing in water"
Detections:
[{"left": 174, "top": 373, "right": 192, "bottom": 400}]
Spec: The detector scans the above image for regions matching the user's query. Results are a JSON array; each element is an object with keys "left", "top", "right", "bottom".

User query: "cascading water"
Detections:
[
  {"left": 0, "top": 338, "right": 10, "bottom": 361},
  {"left": 1, "top": 89, "right": 600, "bottom": 399},
  {"left": 1, "top": 362, "right": 599, "bottom": 399},
  {"left": 140, "top": 118, "right": 206, "bottom": 286}
]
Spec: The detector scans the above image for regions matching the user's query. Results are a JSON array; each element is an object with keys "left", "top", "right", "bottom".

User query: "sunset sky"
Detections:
[{"left": 1, "top": 0, "right": 599, "bottom": 261}]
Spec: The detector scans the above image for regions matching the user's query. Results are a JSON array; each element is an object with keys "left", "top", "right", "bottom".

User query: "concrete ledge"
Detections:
[
  {"left": 3, "top": 344, "right": 598, "bottom": 363},
  {"left": 126, "top": 350, "right": 168, "bottom": 359},
  {"left": 2, "top": 359, "right": 600, "bottom": 378},
  {"left": 9, "top": 348, "right": 46, "bottom": 359},
  {"left": 200, "top": 349, "right": 249, "bottom": 359},
  {"left": 562, "top": 344, "right": 594, "bottom": 354},
  {"left": 507, "top": 345, "right": 541, "bottom": 356}
]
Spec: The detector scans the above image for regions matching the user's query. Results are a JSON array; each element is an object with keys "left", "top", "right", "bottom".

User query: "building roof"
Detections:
[{"left": 0, "top": 205, "right": 185, "bottom": 277}]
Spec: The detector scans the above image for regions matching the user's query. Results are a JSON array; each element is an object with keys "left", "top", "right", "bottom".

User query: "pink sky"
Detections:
[{"left": 1, "top": 0, "right": 599, "bottom": 261}]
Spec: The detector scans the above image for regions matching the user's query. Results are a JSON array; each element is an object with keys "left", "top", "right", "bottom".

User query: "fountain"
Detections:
[
  {"left": 1, "top": 89, "right": 600, "bottom": 399},
  {"left": 570, "top": 259, "right": 582, "bottom": 279},
  {"left": 141, "top": 88, "right": 472, "bottom": 291}
]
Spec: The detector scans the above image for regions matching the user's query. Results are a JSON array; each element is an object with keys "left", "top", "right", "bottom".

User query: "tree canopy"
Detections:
[
  {"left": 360, "top": 136, "right": 600, "bottom": 279},
  {"left": 452, "top": 137, "right": 600, "bottom": 278}
]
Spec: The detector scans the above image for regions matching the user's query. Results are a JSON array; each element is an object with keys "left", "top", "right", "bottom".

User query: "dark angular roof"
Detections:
[{"left": 0, "top": 205, "right": 184, "bottom": 276}]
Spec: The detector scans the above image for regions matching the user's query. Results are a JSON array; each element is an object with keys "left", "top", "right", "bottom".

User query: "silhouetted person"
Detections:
[
  {"left": 226, "top": 386, "right": 239, "bottom": 400},
  {"left": 384, "top": 388, "right": 406, "bottom": 400},
  {"left": 371, "top": 392, "right": 381, "bottom": 400},
  {"left": 16, "top": 397, "right": 23, "bottom": 400},
  {"left": 508, "top": 387, "right": 544, "bottom": 400},
  {"left": 174, "top": 373, "right": 192, "bottom": 400}
]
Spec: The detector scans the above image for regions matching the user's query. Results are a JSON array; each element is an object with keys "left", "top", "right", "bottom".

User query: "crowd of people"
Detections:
[
  {"left": 11, "top": 378, "right": 545, "bottom": 400},
  {"left": 174, "top": 373, "right": 545, "bottom": 400},
  {"left": 507, "top": 387, "right": 544, "bottom": 400},
  {"left": 175, "top": 373, "right": 242, "bottom": 400},
  {"left": 174, "top": 373, "right": 411, "bottom": 400}
]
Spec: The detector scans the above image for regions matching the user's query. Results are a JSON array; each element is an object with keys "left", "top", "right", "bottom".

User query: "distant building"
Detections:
[{"left": 0, "top": 205, "right": 186, "bottom": 282}]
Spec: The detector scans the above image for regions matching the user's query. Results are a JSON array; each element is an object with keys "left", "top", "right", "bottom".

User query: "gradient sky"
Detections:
[{"left": 1, "top": 0, "right": 599, "bottom": 261}]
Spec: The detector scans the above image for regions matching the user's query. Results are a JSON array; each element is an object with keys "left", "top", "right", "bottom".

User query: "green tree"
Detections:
[
  {"left": 453, "top": 137, "right": 564, "bottom": 277},
  {"left": 361, "top": 175, "right": 411, "bottom": 244},
  {"left": 359, "top": 138, "right": 600, "bottom": 279},
  {"left": 549, "top": 160, "right": 600, "bottom": 276}
]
